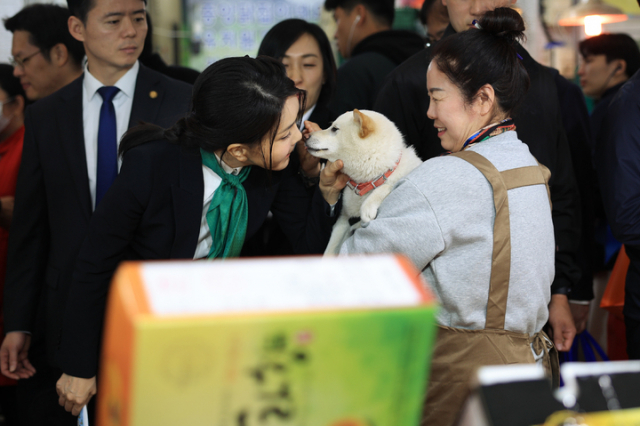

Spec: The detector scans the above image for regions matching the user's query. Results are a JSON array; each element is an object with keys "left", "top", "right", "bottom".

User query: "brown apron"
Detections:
[{"left": 421, "top": 150, "right": 559, "bottom": 426}]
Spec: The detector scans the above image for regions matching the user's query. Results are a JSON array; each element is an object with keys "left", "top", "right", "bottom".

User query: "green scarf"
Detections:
[{"left": 200, "top": 149, "right": 251, "bottom": 259}]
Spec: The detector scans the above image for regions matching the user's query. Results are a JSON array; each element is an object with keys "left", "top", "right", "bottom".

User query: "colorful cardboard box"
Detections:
[{"left": 97, "top": 254, "right": 439, "bottom": 426}]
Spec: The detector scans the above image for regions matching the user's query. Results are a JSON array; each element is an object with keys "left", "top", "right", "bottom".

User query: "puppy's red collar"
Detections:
[{"left": 346, "top": 154, "right": 402, "bottom": 196}]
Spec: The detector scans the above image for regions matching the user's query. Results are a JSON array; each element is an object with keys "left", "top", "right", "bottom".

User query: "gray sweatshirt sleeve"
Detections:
[{"left": 339, "top": 178, "right": 445, "bottom": 270}]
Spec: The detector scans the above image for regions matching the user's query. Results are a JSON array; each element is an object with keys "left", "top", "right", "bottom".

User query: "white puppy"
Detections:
[{"left": 305, "top": 109, "right": 422, "bottom": 255}]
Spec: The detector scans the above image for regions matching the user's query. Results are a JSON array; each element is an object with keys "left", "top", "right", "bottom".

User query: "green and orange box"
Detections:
[{"left": 97, "top": 254, "right": 440, "bottom": 426}]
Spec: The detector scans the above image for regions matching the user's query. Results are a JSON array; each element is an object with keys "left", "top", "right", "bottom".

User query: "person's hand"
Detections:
[
  {"left": 0, "top": 331, "right": 36, "bottom": 380},
  {"left": 297, "top": 120, "right": 323, "bottom": 178},
  {"left": 0, "top": 196, "right": 14, "bottom": 229},
  {"left": 319, "top": 160, "right": 349, "bottom": 205},
  {"left": 302, "top": 120, "right": 322, "bottom": 136},
  {"left": 56, "top": 373, "right": 97, "bottom": 416},
  {"left": 569, "top": 301, "right": 590, "bottom": 334},
  {"left": 547, "top": 294, "right": 577, "bottom": 351},
  {"left": 296, "top": 140, "right": 321, "bottom": 178}
]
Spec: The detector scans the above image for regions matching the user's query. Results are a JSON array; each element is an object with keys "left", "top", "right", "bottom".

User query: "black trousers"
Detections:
[
  {"left": 0, "top": 385, "right": 18, "bottom": 426},
  {"left": 13, "top": 337, "right": 76, "bottom": 426}
]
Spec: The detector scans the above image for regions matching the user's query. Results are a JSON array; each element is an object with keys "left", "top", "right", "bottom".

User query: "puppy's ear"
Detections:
[{"left": 353, "top": 109, "right": 375, "bottom": 139}]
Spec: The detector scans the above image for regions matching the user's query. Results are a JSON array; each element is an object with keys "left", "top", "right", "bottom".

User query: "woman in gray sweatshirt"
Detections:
[{"left": 340, "top": 8, "right": 557, "bottom": 426}]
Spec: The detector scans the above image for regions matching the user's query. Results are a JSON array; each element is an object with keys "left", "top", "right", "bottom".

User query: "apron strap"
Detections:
[
  {"left": 501, "top": 163, "right": 552, "bottom": 208},
  {"left": 451, "top": 150, "right": 551, "bottom": 329}
]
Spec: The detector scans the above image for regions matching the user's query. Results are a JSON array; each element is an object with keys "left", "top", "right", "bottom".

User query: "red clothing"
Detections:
[{"left": 0, "top": 125, "right": 24, "bottom": 386}]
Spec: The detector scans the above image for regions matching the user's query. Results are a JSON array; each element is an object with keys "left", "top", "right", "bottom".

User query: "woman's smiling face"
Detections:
[{"left": 426, "top": 61, "right": 487, "bottom": 152}]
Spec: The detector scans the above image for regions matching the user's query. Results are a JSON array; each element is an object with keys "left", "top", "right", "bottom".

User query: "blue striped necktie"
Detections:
[{"left": 95, "top": 86, "right": 120, "bottom": 208}]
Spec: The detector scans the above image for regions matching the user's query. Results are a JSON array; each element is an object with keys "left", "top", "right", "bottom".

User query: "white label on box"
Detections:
[{"left": 141, "top": 255, "right": 424, "bottom": 315}]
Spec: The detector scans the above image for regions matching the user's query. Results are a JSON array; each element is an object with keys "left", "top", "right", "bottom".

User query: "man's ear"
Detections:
[
  {"left": 474, "top": 84, "right": 496, "bottom": 117},
  {"left": 68, "top": 16, "right": 86, "bottom": 43},
  {"left": 614, "top": 59, "right": 627, "bottom": 77},
  {"left": 50, "top": 43, "right": 70, "bottom": 67},
  {"left": 353, "top": 109, "right": 375, "bottom": 139},
  {"left": 353, "top": 4, "right": 366, "bottom": 24}
]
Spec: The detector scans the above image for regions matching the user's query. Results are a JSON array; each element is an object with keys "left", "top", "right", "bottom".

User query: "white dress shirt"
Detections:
[
  {"left": 83, "top": 61, "right": 139, "bottom": 209},
  {"left": 193, "top": 157, "right": 244, "bottom": 259}
]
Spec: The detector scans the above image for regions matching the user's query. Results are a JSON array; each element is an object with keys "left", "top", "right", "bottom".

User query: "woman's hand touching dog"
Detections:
[
  {"left": 298, "top": 121, "right": 322, "bottom": 178},
  {"left": 304, "top": 120, "right": 349, "bottom": 204}
]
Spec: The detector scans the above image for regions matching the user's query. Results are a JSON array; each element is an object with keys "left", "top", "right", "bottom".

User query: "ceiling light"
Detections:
[{"left": 558, "top": 0, "right": 628, "bottom": 28}]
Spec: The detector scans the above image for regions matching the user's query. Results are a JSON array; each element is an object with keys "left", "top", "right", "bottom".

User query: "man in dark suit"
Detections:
[
  {"left": 373, "top": 0, "right": 581, "bottom": 352},
  {"left": 0, "top": 0, "right": 191, "bottom": 422}
]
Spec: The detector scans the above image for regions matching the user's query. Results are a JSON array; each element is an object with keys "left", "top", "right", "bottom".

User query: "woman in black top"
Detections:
[{"left": 56, "top": 56, "right": 347, "bottom": 415}]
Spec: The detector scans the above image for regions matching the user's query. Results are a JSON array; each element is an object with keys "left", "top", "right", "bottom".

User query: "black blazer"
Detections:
[
  {"left": 58, "top": 139, "right": 333, "bottom": 378},
  {"left": 4, "top": 65, "right": 192, "bottom": 365}
]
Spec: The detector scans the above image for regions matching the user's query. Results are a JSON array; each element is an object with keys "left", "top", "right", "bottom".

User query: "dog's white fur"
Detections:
[{"left": 306, "top": 109, "right": 422, "bottom": 255}]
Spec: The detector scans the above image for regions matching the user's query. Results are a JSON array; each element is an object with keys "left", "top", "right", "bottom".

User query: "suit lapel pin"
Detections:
[{"left": 149, "top": 90, "right": 158, "bottom": 99}]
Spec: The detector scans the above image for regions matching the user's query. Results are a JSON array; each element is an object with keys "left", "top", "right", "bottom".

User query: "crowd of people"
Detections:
[{"left": 0, "top": 0, "right": 639, "bottom": 425}]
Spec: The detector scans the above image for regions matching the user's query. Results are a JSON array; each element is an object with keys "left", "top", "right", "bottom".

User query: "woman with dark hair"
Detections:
[
  {"left": 338, "top": 8, "right": 556, "bottom": 425},
  {"left": 248, "top": 19, "right": 338, "bottom": 255},
  {"left": 258, "top": 18, "right": 337, "bottom": 130},
  {"left": 0, "top": 63, "right": 26, "bottom": 425},
  {"left": 55, "top": 56, "right": 346, "bottom": 416}
]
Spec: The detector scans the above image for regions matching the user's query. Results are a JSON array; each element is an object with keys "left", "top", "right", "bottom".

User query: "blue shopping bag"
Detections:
[{"left": 559, "top": 330, "right": 609, "bottom": 363}]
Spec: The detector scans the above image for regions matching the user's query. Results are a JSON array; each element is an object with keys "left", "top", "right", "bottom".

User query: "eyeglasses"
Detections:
[{"left": 9, "top": 50, "right": 42, "bottom": 69}]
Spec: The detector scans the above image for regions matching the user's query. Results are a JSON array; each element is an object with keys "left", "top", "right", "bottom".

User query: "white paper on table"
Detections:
[{"left": 141, "top": 255, "right": 426, "bottom": 316}]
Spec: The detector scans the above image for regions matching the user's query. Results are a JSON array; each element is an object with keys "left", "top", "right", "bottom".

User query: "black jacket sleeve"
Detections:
[
  {"left": 547, "top": 113, "right": 582, "bottom": 296},
  {"left": 59, "top": 144, "right": 154, "bottom": 378},
  {"left": 517, "top": 62, "right": 582, "bottom": 297},
  {"left": 270, "top": 165, "right": 335, "bottom": 255},
  {"left": 554, "top": 73, "right": 596, "bottom": 301}
]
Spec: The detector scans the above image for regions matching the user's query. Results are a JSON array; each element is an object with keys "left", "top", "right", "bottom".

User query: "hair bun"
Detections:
[{"left": 478, "top": 7, "right": 526, "bottom": 44}]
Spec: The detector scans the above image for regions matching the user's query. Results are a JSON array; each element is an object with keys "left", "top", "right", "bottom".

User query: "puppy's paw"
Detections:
[{"left": 360, "top": 204, "right": 379, "bottom": 223}]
